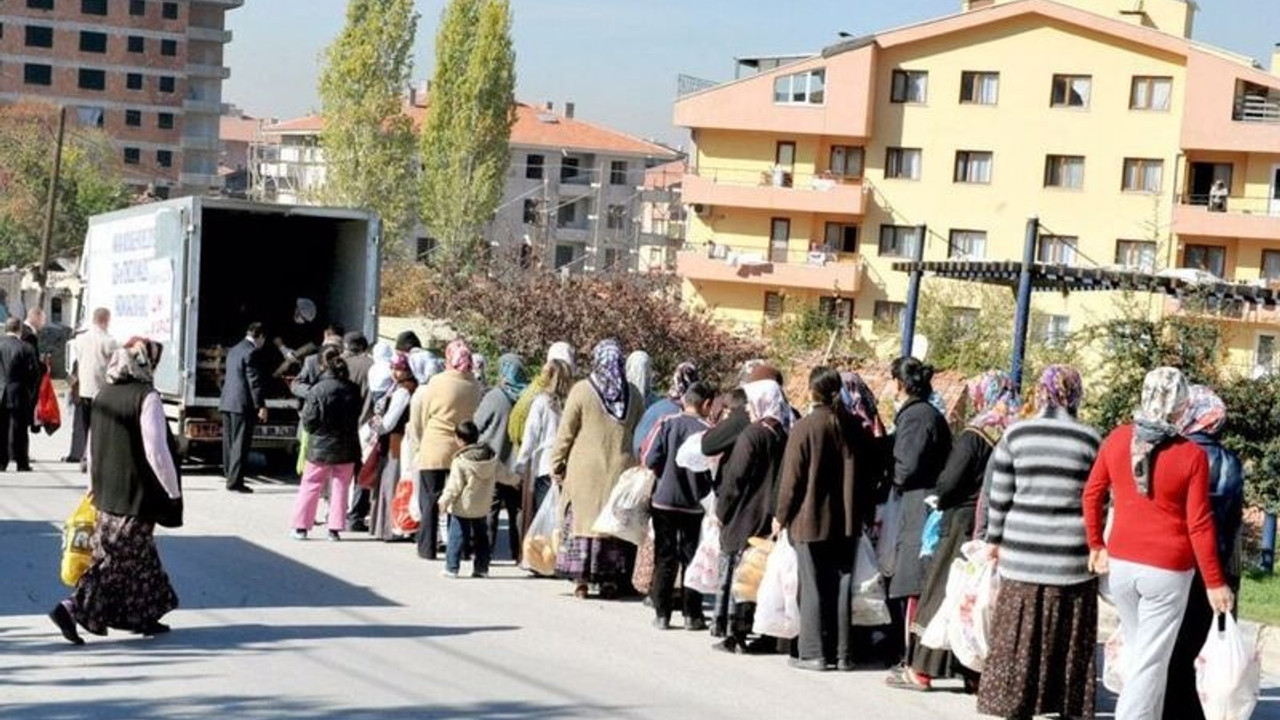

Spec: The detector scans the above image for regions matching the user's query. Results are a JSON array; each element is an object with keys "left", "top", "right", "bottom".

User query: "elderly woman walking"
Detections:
[
  {"left": 1084, "top": 368, "right": 1233, "bottom": 720},
  {"left": 550, "top": 339, "right": 642, "bottom": 599},
  {"left": 50, "top": 339, "right": 181, "bottom": 645},
  {"left": 476, "top": 353, "right": 530, "bottom": 562},
  {"left": 978, "top": 365, "right": 1101, "bottom": 719}
]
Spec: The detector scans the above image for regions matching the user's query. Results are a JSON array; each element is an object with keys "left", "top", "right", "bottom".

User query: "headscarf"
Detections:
[
  {"left": 1132, "top": 367, "right": 1190, "bottom": 495},
  {"left": 747, "top": 363, "right": 783, "bottom": 384},
  {"left": 668, "top": 361, "right": 700, "bottom": 400},
  {"left": 367, "top": 341, "right": 395, "bottom": 395},
  {"left": 967, "top": 370, "right": 1020, "bottom": 442},
  {"left": 547, "top": 341, "right": 575, "bottom": 374},
  {"left": 294, "top": 298, "right": 317, "bottom": 324},
  {"left": 589, "top": 339, "right": 630, "bottom": 422},
  {"left": 497, "top": 353, "right": 529, "bottom": 404},
  {"left": 408, "top": 349, "right": 440, "bottom": 385},
  {"left": 626, "top": 351, "right": 653, "bottom": 403},
  {"left": 445, "top": 339, "right": 473, "bottom": 374},
  {"left": 472, "top": 353, "right": 488, "bottom": 389},
  {"left": 1034, "top": 364, "right": 1083, "bottom": 415},
  {"left": 1180, "top": 384, "right": 1227, "bottom": 438},
  {"left": 106, "top": 338, "right": 163, "bottom": 385},
  {"left": 743, "top": 380, "right": 786, "bottom": 424},
  {"left": 840, "top": 371, "right": 885, "bottom": 437},
  {"left": 739, "top": 358, "right": 768, "bottom": 385}
]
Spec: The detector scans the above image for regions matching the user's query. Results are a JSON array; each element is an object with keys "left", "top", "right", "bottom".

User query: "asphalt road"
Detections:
[{"left": 2, "top": 433, "right": 1277, "bottom": 720}]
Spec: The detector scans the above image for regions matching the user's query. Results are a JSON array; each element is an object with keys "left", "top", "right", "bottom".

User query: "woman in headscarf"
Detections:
[
  {"left": 891, "top": 370, "right": 1018, "bottom": 692},
  {"left": 409, "top": 339, "right": 482, "bottom": 561},
  {"left": 370, "top": 353, "right": 417, "bottom": 541},
  {"left": 841, "top": 372, "right": 886, "bottom": 438},
  {"left": 50, "top": 339, "right": 181, "bottom": 645},
  {"left": 1162, "top": 385, "right": 1244, "bottom": 720},
  {"left": 711, "top": 379, "right": 789, "bottom": 654},
  {"left": 1082, "top": 368, "right": 1233, "bottom": 720},
  {"left": 978, "top": 365, "right": 1101, "bottom": 719},
  {"left": 471, "top": 353, "right": 489, "bottom": 391},
  {"left": 626, "top": 351, "right": 657, "bottom": 408},
  {"left": 634, "top": 361, "right": 699, "bottom": 456},
  {"left": 550, "top": 339, "right": 643, "bottom": 599},
  {"left": 516, "top": 359, "right": 574, "bottom": 535},
  {"left": 508, "top": 342, "right": 574, "bottom": 452},
  {"left": 475, "top": 353, "right": 529, "bottom": 563},
  {"left": 365, "top": 341, "right": 396, "bottom": 415}
]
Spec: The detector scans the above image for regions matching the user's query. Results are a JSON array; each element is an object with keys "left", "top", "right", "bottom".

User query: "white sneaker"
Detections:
[
  {"left": 440, "top": 570, "right": 459, "bottom": 579},
  {"left": 291, "top": 529, "right": 307, "bottom": 541}
]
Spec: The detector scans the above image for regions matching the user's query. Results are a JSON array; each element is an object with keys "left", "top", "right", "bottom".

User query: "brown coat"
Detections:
[
  {"left": 776, "top": 404, "right": 874, "bottom": 543},
  {"left": 550, "top": 380, "right": 642, "bottom": 537},
  {"left": 410, "top": 369, "right": 482, "bottom": 471}
]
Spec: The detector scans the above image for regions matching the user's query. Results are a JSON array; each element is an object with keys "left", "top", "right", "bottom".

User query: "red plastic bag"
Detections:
[
  {"left": 390, "top": 477, "right": 419, "bottom": 537},
  {"left": 36, "top": 372, "right": 60, "bottom": 435}
]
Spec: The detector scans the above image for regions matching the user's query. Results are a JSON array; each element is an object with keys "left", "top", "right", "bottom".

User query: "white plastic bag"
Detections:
[
  {"left": 1197, "top": 614, "right": 1260, "bottom": 720},
  {"left": 875, "top": 492, "right": 902, "bottom": 577},
  {"left": 590, "top": 467, "right": 655, "bottom": 545},
  {"left": 919, "top": 556, "right": 969, "bottom": 650},
  {"left": 684, "top": 518, "right": 721, "bottom": 595},
  {"left": 520, "top": 484, "right": 562, "bottom": 576},
  {"left": 675, "top": 431, "right": 719, "bottom": 474},
  {"left": 752, "top": 531, "right": 799, "bottom": 639},
  {"left": 852, "top": 533, "right": 891, "bottom": 626},
  {"left": 1103, "top": 628, "right": 1126, "bottom": 694},
  {"left": 947, "top": 540, "right": 999, "bottom": 672}
]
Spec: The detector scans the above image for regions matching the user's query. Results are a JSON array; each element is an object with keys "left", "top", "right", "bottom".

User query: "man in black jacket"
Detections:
[
  {"left": 0, "top": 318, "right": 40, "bottom": 471},
  {"left": 220, "top": 323, "right": 267, "bottom": 493}
]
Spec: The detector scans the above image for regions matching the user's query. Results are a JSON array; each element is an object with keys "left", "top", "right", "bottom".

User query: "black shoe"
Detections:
[
  {"left": 328, "top": 530, "right": 341, "bottom": 542},
  {"left": 348, "top": 519, "right": 369, "bottom": 533},
  {"left": 61, "top": 456, "right": 80, "bottom": 463},
  {"left": 652, "top": 616, "right": 671, "bottom": 631},
  {"left": 227, "top": 485, "right": 254, "bottom": 494},
  {"left": 789, "top": 657, "right": 831, "bottom": 673},
  {"left": 710, "top": 620, "right": 727, "bottom": 639},
  {"left": 49, "top": 604, "right": 84, "bottom": 646},
  {"left": 685, "top": 617, "right": 708, "bottom": 632},
  {"left": 15, "top": 465, "right": 32, "bottom": 473},
  {"left": 741, "top": 636, "right": 778, "bottom": 655},
  {"left": 712, "top": 637, "right": 741, "bottom": 654},
  {"left": 138, "top": 621, "right": 170, "bottom": 636}
]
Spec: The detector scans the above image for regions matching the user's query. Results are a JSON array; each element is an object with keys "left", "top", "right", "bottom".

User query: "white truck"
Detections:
[{"left": 80, "top": 197, "right": 381, "bottom": 461}]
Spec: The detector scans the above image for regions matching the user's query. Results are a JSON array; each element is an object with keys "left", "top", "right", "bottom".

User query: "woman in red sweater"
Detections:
[{"left": 1083, "top": 367, "right": 1234, "bottom": 720}]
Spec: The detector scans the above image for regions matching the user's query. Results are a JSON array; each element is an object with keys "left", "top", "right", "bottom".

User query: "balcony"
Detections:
[
  {"left": 1173, "top": 196, "right": 1280, "bottom": 242},
  {"left": 677, "top": 246, "right": 862, "bottom": 293},
  {"left": 192, "top": 0, "right": 245, "bottom": 7},
  {"left": 188, "top": 26, "right": 233, "bottom": 43},
  {"left": 1164, "top": 295, "right": 1280, "bottom": 326},
  {"left": 187, "top": 64, "right": 232, "bottom": 79},
  {"left": 683, "top": 167, "right": 865, "bottom": 216}
]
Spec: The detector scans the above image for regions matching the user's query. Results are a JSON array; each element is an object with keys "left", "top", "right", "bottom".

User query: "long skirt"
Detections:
[
  {"left": 370, "top": 436, "right": 402, "bottom": 541},
  {"left": 72, "top": 511, "right": 178, "bottom": 635},
  {"left": 977, "top": 577, "right": 1098, "bottom": 719},
  {"left": 910, "top": 505, "right": 976, "bottom": 678},
  {"left": 554, "top": 505, "right": 629, "bottom": 585}
]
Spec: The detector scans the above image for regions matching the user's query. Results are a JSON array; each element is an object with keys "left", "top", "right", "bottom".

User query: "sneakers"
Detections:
[
  {"left": 440, "top": 570, "right": 459, "bottom": 579},
  {"left": 291, "top": 529, "right": 307, "bottom": 541},
  {"left": 327, "top": 531, "right": 341, "bottom": 542}
]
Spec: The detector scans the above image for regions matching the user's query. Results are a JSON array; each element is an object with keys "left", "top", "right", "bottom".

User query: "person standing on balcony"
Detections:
[{"left": 1209, "top": 179, "right": 1229, "bottom": 212}]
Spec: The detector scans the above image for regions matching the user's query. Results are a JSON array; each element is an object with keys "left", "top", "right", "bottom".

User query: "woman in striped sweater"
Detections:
[{"left": 977, "top": 365, "right": 1102, "bottom": 720}]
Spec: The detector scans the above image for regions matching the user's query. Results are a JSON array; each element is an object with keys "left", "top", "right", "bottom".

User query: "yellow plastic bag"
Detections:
[{"left": 60, "top": 495, "right": 96, "bottom": 587}]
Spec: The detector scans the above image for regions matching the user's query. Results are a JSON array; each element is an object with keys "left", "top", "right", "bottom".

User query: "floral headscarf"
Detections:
[
  {"left": 626, "top": 351, "right": 654, "bottom": 404},
  {"left": 840, "top": 372, "right": 885, "bottom": 437},
  {"left": 589, "top": 339, "right": 630, "bottom": 422},
  {"left": 445, "top": 339, "right": 473, "bottom": 374},
  {"left": 106, "top": 338, "right": 163, "bottom": 385},
  {"left": 1034, "top": 364, "right": 1083, "bottom": 415},
  {"left": 1132, "top": 367, "right": 1190, "bottom": 495},
  {"left": 668, "top": 361, "right": 700, "bottom": 400},
  {"left": 743, "top": 380, "right": 787, "bottom": 424},
  {"left": 497, "top": 353, "right": 529, "bottom": 405},
  {"left": 1180, "top": 384, "right": 1227, "bottom": 438},
  {"left": 367, "top": 341, "right": 395, "bottom": 395},
  {"left": 968, "top": 370, "right": 1020, "bottom": 442}
]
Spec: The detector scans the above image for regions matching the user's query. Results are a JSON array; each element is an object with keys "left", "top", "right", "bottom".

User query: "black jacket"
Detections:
[
  {"left": 301, "top": 372, "right": 363, "bottom": 465},
  {"left": 645, "top": 413, "right": 712, "bottom": 512},
  {"left": 935, "top": 428, "right": 993, "bottom": 512},
  {"left": 891, "top": 398, "right": 952, "bottom": 492},
  {"left": 0, "top": 334, "right": 39, "bottom": 410},
  {"left": 91, "top": 381, "right": 182, "bottom": 526},
  {"left": 219, "top": 338, "right": 264, "bottom": 414},
  {"left": 701, "top": 407, "right": 750, "bottom": 487},
  {"left": 716, "top": 420, "right": 786, "bottom": 553}
]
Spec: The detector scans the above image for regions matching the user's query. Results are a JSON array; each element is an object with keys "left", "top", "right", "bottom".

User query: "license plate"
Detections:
[{"left": 254, "top": 424, "right": 297, "bottom": 439}]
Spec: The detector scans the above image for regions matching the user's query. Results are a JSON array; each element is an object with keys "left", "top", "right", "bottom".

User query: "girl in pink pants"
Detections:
[{"left": 291, "top": 347, "right": 364, "bottom": 541}]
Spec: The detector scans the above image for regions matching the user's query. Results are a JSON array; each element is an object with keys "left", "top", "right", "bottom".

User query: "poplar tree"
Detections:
[
  {"left": 318, "top": 0, "right": 419, "bottom": 255},
  {"left": 419, "top": 0, "right": 517, "bottom": 268}
]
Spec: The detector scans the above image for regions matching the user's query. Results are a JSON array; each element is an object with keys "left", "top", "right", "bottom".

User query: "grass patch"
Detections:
[{"left": 1240, "top": 570, "right": 1280, "bottom": 626}]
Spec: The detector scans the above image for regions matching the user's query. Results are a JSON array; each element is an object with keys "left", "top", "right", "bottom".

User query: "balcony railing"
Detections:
[
  {"left": 1181, "top": 194, "right": 1280, "bottom": 216},
  {"left": 1234, "top": 94, "right": 1280, "bottom": 124},
  {"left": 684, "top": 165, "right": 866, "bottom": 215},
  {"left": 1174, "top": 194, "right": 1280, "bottom": 241},
  {"left": 677, "top": 242, "right": 863, "bottom": 293},
  {"left": 691, "top": 165, "right": 861, "bottom": 191}
]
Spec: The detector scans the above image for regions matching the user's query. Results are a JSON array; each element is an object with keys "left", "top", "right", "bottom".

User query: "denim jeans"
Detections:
[{"left": 446, "top": 515, "right": 491, "bottom": 575}]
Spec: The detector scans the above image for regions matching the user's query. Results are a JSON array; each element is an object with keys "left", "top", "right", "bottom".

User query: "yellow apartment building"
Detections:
[{"left": 673, "top": 0, "right": 1280, "bottom": 376}]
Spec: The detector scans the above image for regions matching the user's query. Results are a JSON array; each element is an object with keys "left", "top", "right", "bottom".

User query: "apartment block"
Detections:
[
  {"left": 0, "top": 0, "right": 242, "bottom": 196},
  {"left": 674, "top": 0, "right": 1280, "bottom": 375}
]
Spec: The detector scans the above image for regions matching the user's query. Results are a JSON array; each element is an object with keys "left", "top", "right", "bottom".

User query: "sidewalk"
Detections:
[{"left": 1098, "top": 598, "right": 1280, "bottom": 678}]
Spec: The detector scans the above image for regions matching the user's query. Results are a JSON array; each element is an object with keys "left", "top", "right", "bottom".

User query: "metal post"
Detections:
[
  {"left": 1263, "top": 513, "right": 1276, "bottom": 574},
  {"left": 37, "top": 104, "right": 67, "bottom": 309},
  {"left": 1010, "top": 217, "right": 1039, "bottom": 392},
  {"left": 899, "top": 224, "right": 927, "bottom": 358}
]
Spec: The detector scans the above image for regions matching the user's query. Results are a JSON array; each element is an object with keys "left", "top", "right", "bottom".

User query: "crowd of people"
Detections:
[{"left": 45, "top": 315, "right": 1249, "bottom": 720}]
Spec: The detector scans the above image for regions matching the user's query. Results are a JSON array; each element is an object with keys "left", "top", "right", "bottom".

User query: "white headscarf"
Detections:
[
  {"left": 626, "top": 351, "right": 652, "bottom": 401},
  {"left": 367, "top": 341, "right": 395, "bottom": 395},
  {"left": 547, "top": 342, "right": 575, "bottom": 374},
  {"left": 743, "top": 380, "right": 786, "bottom": 424},
  {"left": 408, "top": 349, "right": 441, "bottom": 385}
]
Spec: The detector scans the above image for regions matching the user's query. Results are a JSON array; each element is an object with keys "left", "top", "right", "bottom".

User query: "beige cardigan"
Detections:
[
  {"left": 410, "top": 370, "right": 482, "bottom": 471},
  {"left": 550, "top": 380, "right": 642, "bottom": 537}
]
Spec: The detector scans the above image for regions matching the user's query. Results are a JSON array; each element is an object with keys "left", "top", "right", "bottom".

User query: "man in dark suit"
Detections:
[
  {"left": 220, "top": 322, "right": 267, "bottom": 493},
  {"left": 21, "top": 308, "right": 44, "bottom": 357},
  {"left": 0, "top": 318, "right": 40, "bottom": 471}
]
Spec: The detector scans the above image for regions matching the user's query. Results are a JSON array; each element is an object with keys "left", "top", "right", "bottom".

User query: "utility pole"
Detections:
[{"left": 37, "top": 104, "right": 67, "bottom": 309}]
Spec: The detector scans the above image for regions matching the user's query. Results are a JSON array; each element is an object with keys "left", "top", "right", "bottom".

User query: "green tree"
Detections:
[
  {"left": 318, "top": 0, "right": 420, "bottom": 256},
  {"left": 419, "top": 0, "right": 516, "bottom": 268},
  {"left": 0, "top": 103, "right": 128, "bottom": 267}
]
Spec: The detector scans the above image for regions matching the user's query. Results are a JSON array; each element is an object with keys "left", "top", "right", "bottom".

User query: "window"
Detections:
[
  {"left": 123, "top": 147, "right": 140, "bottom": 165},
  {"left": 769, "top": 218, "right": 790, "bottom": 263},
  {"left": 890, "top": 70, "right": 928, "bottom": 104},
  {"left": 24, "top": 63, "right": 52, "bottom": 85},
  {"left": 162, "top": 1, "right": 178, "bottom": 19},
  {"left": 1183, "top": 244, "right": 1226, "bottom": 278},
  {"left": 75, "top": 106, "right": 104, "bottom": 128},
  {"left": 764, "top": 292, "right": 786, "bottom": 320},
  {"left": 606, "top": 204, "right": 626, "bottom": 231},
  {"left": 81, "top": 0, "right": 107, "bottom": 14},
  {"left": 157, "top": 112, "right": 174, "bottom": 130},
  {"left": 125, "top": 109, "right": 141, "bottom": 127},
  {"left": 80, "top": 31, "right": 107, "bottom": 53},
  {"left": 949, "top": 230, "right": 987, "bottom": 260},
  {"left": 879, "top": 225, "right": 922, "bottom": 258},
  {"left": 874, "top": 301, "right": 905, "bottom": 330},
  {"left": 824, "top": 222, "right": 859, "bottom": 253},
  {"left": 27, "top": 0, "right": 54, "bottom": 9},
  {"left": 416, "top": 236, "right": 438, "bottom": 263},
  {"left": 960, "top": 71, "right": 999, "bottom": 105},
  {"left": 126, "top": 73, "right": 143, "bottom": 91},
  {"left": 885, "top": 147, "right": 922, "bottom": 180},
  {"left": 609, "top": 160, "right": 627, "bottom": 186},
  {"left": 954, "top": 151, "right": 993, "bottom": 184},
  {"left": 158, "top": 76, "right": 175, "bottom": 93},
  {"left": 553, "top": 244, "right": 576, "bottom": 270},
  {"left": 818, "top": 297, "right": 854, "bottom": 328},
  {"left": 128, "top": 35, "right": 144, "bottom": 53},
  {"left": 522, "top": 199, "right": 538, "bottom": 224},
  {"left": 1122, "top": 158, "right": 1163, "bottom": 193},
  {"left": 78, "top": 69, "right": 105, "bottom": 91},
  {"left": 1115, "top": 240, "right": 1157, "bottom": 271},
  {"left": 1044, "top": 155, "right": 1085, "bottom": 189},
  {"left": 1042, "top": 315, "right": 1071, "bottom": 347},
  {"left": 1037, "top": 235, "right": 1078, "bottom": 265},
  {"left": 1130, "top": 76, "right": 1172, "bottom": 111},
  {"left": 25, "top": 25, "right": 53, "bottom": 48},
  {"left": 772, "top": 69, "right": 825, "bottom": 105},
  {"left": 156, "top": 150, "right": 172, "bottom": 168},
  {"left": 1051, "top": 74, "right": 1091, "bottom": 108},
  {"left": 525, "top": 154, "right": 544, "bottom": 180},
  {"left": 829, "top": 145, "right": 863, "bottom": 178},
  {"left": 1263, "top": 251, "right": 1280, "bottom": 283},
  {"left": 557, "top": 202, "right": 577, "bottom": 227},
  {"left": 130, "top": 0, "right": 146, "bottom": 16},
  {"left": 560, "top": 157, "right": 581, "bottom": 183},
  {"left": 161, "top": 39, "right": 177, "bottom": 57}
]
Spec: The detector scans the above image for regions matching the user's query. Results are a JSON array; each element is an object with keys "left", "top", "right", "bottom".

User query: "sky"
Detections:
[{"left": 223, "top": 0, "right": 1280, "bottom": 148}]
